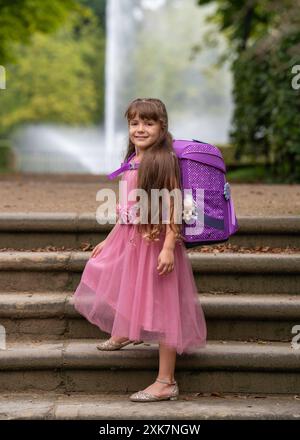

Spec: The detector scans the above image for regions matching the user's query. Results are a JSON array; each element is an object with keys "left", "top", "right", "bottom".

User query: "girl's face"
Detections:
[{"left": 129, "top": 115, "right": 161, "bottom": 150}]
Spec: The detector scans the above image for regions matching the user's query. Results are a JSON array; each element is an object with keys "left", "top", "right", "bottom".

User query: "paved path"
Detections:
[{"left": 0, "top": 173, "right": 299, "bottom": 216}]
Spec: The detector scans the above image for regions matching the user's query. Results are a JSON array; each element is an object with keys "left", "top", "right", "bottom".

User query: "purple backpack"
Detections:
[{"left": 107, "top": 138, "right": 239, "bottom": 248}]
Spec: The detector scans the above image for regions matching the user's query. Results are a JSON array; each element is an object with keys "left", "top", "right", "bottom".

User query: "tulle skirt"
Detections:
[{"left": 72, "top": 222, "right": 207, "bottom": 355}]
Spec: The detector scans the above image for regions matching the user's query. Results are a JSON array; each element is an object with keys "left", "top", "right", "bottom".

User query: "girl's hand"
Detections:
[
  {"left": 157, "top": 248, "right": 174, "bottom": 276},
  {"left": 91, "top": 240, "right": 106, "bottom": 258}
]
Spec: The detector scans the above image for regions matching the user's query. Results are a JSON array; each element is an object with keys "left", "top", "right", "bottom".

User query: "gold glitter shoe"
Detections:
[
  {"left": 96, "top": 338, "right": 144, "bottom": 351},
  {"left": 129, "top": 378, "right": 179, "bottom": 402}
]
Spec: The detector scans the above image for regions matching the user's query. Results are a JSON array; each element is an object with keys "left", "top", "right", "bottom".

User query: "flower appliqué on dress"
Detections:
[{"left": 116, "top": 202, "right": 140, "bottom": 225}]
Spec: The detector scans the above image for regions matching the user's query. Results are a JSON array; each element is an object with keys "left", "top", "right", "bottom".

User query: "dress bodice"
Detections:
[{"left": 116, "top": 157, "right": 140, "bottom": 224}]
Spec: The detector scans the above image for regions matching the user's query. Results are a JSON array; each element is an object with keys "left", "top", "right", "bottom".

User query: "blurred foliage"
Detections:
[
  {"left": 216, "top": 143, "right": 266, "bottom": 166},
  {"left": 78, "top": 0, "right": 106, "bottom": 30},
  {"left": 0, "top": 7, "right": 105, "bottom": 136},
  {"left": 231, "top": 29, "right": 300, "bottom": 182},
  {"left": 197, "top": 0, "right": 279, "bottom": 52},
  {"left": 0, "top": 138, "right": 13, "bottom": 171},
  {"left": 197, "top": 0, "right": 300, "bottom": 182},
  {"left": 226, "top": 164, "right": 271, "bottom": 183},
  {"left": 0, "top": 0, "right": 82, "bottom": 63}
]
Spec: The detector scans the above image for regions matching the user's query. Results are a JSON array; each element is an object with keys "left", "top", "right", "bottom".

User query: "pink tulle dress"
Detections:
[{"left": 72, "top": 156, "right": 207, "bottom": 355}]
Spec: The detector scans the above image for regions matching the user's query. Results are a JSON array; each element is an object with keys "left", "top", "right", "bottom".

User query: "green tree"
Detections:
[
  {"left": 0, "top": 12, "right": 105, "bottom": 134},
  {"left": 197, "top": 0, "right": 300, "bottom": 181},
  {"left": 0, "top": 0, "right": 82, "bottom": 63},
  {"left": 197, "top": 0, "right": 284, "bottom": 52},
  {"left": 78, "top": 0, "right": 107, "bottom": 30}
]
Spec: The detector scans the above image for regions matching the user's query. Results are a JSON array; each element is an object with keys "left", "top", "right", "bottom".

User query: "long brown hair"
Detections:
[{"left": 123, "top": 98, "right": 183, "bottom": 243}]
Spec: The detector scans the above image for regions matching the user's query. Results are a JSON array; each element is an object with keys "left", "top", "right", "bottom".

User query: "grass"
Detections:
[{"left": 226, "top": 165, "right": 276, "bottom": 183}]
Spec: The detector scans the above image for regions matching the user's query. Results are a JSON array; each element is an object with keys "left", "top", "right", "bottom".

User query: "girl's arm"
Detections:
[
  {"left": 163, "top": 223, "right": 176, "bottom": 251},
  {"left": 163, "top": 172, "right": 180, "bottom": 251}
]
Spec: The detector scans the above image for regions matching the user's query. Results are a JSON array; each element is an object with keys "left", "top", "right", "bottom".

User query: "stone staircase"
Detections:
[
  {"left": 0, "top": 214, "right": 300, "bottom": 419},
  {"left": 0, "top": 213, "right": 299, "bottom": 249}
]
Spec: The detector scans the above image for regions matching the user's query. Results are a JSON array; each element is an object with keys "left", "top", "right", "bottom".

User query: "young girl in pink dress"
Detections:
[{"left": 72, "top": 98, "right": 207, "bottom": 402}]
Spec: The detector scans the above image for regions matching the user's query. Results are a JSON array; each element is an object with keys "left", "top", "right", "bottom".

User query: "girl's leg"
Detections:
[
  {"left": 140, "top": 342, "right": 177, "bottom": 396},
  {"left": 110, "top": 336, "right": 129, "bottom": 343},
  {"left": 157, "top": 341, "right": 177, "bottom": 382}
]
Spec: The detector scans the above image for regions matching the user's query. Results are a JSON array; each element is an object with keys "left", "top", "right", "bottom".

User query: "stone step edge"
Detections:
[
  {"left": 0, "top": 340, "right": 299, "bottom": 371},
  {"left": 0, "top": 252, "right": 299, "bottom": 273},
  {"left": 0, "top": 292, "right": 300, "bottom": 320},
  {"left": 0, "top": 214, "right": 299, "bottom": 233},
  {"left": 0, "top": 391, "right": 299, "bottom": 420}
]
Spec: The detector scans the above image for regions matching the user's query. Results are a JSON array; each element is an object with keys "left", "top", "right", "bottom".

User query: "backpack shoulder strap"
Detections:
[{"left": 106, "top": 152, "right": 137, "bottom": 180}]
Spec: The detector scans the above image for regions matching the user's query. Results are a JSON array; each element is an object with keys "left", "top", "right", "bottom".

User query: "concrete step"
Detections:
[
  {"left": 0, "top": 340, "right": 299, "bottom": 394},
  {"left": 0, "top": 251, "right": 299, "bottom": 294},
  {"left": 0, "top": 292, "right": 299, "bottom": 342},
  {"left": 0, "top": 391, "right": 299, "bottom": 420},
  {"left": 0, "top": 213, "right": 299, "bottom": 248}
]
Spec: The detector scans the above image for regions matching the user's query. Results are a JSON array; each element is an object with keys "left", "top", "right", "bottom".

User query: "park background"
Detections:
[
  {"left": 0, "top": 0, "right": 300, "bottom": 420},
  {"left": 0, "top": 0, "right": 299, "bottom": 184}
]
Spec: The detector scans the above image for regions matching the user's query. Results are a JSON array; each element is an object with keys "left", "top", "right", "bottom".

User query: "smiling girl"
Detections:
[{"left": 72, "top": 98, "right": 207, "bottom": 402}]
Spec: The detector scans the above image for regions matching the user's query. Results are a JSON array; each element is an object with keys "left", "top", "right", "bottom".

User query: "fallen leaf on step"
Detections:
[{"left": 210, "top": 392, "right": 226, "bottom": 398}]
